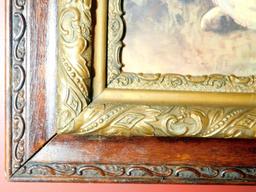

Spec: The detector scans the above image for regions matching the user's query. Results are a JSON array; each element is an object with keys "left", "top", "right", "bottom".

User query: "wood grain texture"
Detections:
[
  {"left": 6, "top": 0, "right": 256, "bottom": 184},
  {"left": 6, "top": 0, "right": 57, "bottom": 176},
  {"left": 12, "top": 135, "right": 256, "bottom": 184},
  {"left": 30, "top": 135, "right": 256, "bottom": 167},
  {"left": 26, "top": 0, "right": 57, "bottom": 157}
]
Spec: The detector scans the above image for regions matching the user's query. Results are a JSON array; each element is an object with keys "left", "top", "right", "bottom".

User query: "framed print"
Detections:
[{"left": 6, "top": 0, "right": 256, "bottom": 184}]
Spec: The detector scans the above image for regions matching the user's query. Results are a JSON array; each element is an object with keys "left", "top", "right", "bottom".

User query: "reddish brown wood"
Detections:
[
  {"left": 7, "top": 0, "right": 256, "bottom": 184},
  {"left": 33, "top": 135, "right": 256, "bottom": 167},
  {"left": 26, "top": 0, "right": 57, "bottom": 158}
]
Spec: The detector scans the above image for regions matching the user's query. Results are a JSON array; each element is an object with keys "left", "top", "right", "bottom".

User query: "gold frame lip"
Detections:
[
  {"left": 92, "top": 0, "right": 107, "bottom": 98},
  {"left": 105, "top": 0, "right": 256, "bottom": 107},
  {"left": 95, "top": 88, "right": 256, "bottom": 107}
]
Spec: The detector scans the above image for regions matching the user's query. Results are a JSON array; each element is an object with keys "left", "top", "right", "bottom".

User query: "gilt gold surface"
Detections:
[
  {"left": 57, "top": 0, "right": 256, "bottom": 138},
  {"left": 107, "top": 0, "right": 124, "bottom": 83},
  {"left": 8, "top": 0, "right": 256, "bottom": 185},
  {"left": 63, "top": 103, "right": 256, "bottom": 138},
  {"left": 109, "top": 72, "right": 256, "bottom": 93},
  {"left": 57, "top": 0, "right": 92, "bottom": 129},
  {"left": 92, "top": 0, "right": 108, "bottom": 97}
]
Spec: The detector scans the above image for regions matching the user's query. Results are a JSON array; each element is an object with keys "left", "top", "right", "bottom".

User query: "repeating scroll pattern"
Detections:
[
  {"left": 58, "top": 0, "right": 92, "bottom": 131},
  {"left": 15, "top": 162, "right": 256, "bottom": 183},
  {"left": 109, "top": 72, "right": 256, "bottom": 92},
  {"left": 107, "top": 0, "right": 256, "bottom": 92},
  {"left": 12, "top": 0, "right": 27, "bottom": 172},
  {"left": 65, "top": 104, "right": 256, "bottom": 138}
]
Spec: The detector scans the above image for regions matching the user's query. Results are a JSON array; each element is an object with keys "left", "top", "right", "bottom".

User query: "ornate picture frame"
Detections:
[{"left": 6, "top": 0, "right": 256, "bottom": 184}]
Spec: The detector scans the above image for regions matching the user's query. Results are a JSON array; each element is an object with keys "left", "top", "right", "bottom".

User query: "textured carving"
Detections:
[
  {"left": 57, "top": 0, "right": 93, "bottom": 131},
  {"left": 107, "top": 0, "right": 256, "bottom": 93},
  {"left": 12, "top": 0, "right": 27, "bottom": 172},
  {"left": 63, "top": 104, "right": 256, "bottom": 138},
  {"left": 15, "top": 162, "right": 256, "bottom": 183},
  {"left": 8, "top": 0, "right": 256, "bottom": 185},
  {"left": 109, "top": 72, "right": 256, "bottom": 92},
  {"left": 107, "top": 0, "right": 124, "bottom": 83},
  {"left": 55, "top": 0, "right": 256, "bottom": 138}
]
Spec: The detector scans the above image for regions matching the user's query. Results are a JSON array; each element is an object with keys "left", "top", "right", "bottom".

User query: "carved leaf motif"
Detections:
[
  {"left": 61, "top": 104, "right": 256, "bottom": 138},
  {"left": 57, "top": 0, "right": 92, "bottom": 131},
  {"left": 57, "top": 0, "right": 256, "bottom": 139},
  {"left": 109, "top": 72, "right": 256, "bottom": 93}
]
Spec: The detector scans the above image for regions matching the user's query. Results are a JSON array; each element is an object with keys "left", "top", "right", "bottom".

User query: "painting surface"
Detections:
[{"left": 122, "top": 0, "right": 256, "bottom": 75}]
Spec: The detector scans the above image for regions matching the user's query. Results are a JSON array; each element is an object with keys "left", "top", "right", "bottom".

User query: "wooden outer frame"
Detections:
[{"left": 5, "top": 0, "right": 256, "bottom": 184}]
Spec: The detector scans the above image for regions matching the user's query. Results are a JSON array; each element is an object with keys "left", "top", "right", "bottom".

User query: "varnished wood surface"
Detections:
[
  {"left": 33, "top": 135, "right": 256, "bottom": 167},
  {"left": 26, "top": 0, "right": 57, "bottom": 158},
  {"left": 6, "top": 0, "right": 256, "bottom": 184}
]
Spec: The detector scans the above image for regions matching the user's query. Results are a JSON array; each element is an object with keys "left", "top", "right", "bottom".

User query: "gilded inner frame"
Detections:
[
  {"left": 107, "top": 0, "right": 256, "bottom": 92},
  {"left": 57, "top": 0, "right": 256, "bottom": 138}
]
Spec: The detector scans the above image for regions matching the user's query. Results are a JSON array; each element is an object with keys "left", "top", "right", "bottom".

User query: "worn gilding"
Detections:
[
  {"left": 57, "top": 0, "right": 256, "bottom": 139},
  {"left": 57, "top": 0, "right": 92, "bottom": 131},
  {"left": 62, "top": 104, "right": 256, "bottom": 138}
]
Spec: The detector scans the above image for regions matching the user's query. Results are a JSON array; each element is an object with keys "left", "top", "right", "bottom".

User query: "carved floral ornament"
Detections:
[
  {"left": 56, "top": 0, "right": 256, "bottom": 138},
  {"left": 8, "top": 0, "right": 256, "bottom": 184},
  {"left": 58, "top": 0, "right": 92, "bottom": 128}
]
